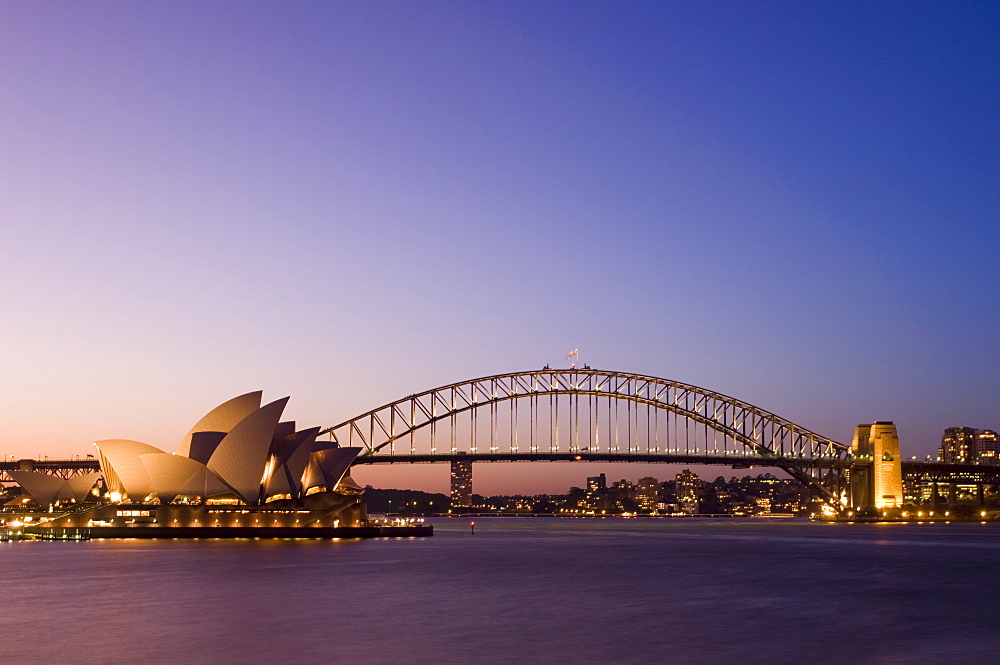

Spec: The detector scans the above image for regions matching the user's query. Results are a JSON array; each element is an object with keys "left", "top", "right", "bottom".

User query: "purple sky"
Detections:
[{"left": 2, "top": 2, "right": 997, "bottom": 495}]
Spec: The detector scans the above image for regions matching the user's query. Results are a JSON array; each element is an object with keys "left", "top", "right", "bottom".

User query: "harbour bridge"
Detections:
[
  {"left": 316, "top": 368, "right": 998, "bottom": 506},
  {"left": 3, "top": 368, "right": 998, "bottom": 507}
]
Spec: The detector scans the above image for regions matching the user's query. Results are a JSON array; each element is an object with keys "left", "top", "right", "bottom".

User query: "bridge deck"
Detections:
[
  {"left": 3, "top": 457, "right": 998, "bottom": 480},
  {"left": 0, "top": 459, "right": 99, "bottom": 471},
  {"left": 352, "top": 452, "right": 852, "bottom": 468}
]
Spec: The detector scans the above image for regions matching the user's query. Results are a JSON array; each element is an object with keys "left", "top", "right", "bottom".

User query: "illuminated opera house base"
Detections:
[
  {"left": 40, "top": 506, "right": 430, "bottom": 539},
  {"left": 10, "top": 391, "right": 432, "bottom": 539},
  {"left": 38, "top": 492, "right": 431, "bottom": 539}
]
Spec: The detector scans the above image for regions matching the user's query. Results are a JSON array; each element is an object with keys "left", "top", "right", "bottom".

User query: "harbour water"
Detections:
[{"left": 2, "top": 518, "right": 999, "bottom": 664}]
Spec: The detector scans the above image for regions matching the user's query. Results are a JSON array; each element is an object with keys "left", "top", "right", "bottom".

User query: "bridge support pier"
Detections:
[{"left": 849, "top": 422, "right": 903, "bottom": 510}]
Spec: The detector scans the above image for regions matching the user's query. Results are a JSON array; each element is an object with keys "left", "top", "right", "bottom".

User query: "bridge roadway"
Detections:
[
  {"left": 6, "top": 456, "right": 999, "bottom": 483},
  {"left": 0, "top": 458, "right": 99, "bottom": 472},
  {"left": 350, "top": 451, "right": 853, "bottom": 470}
]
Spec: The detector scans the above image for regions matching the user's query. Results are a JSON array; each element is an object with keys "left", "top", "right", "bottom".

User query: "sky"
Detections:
[{"left": 1, "top": 1, "right": 997, "bottom": 495}]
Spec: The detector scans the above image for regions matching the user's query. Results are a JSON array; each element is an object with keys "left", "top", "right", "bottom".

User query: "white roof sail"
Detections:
[
  {"left": 285, "top": 428, "right": 320, "bottom": 498},
  {"left": 264, "top": 462, "right": 293, "bottom": 496},
  {"left": 264, "top": 427, "right": 319, "bottom": 498},
  {"left": 65, "top": 472, "right": 102, "bottom": 503},
  {"left": 301, "top": 457, "right": 321, "bottom": 493},
  {"left": 207, "top": 397, "right": 288, "bottom": 504},
  {"left": 8, "top": 470, "right": 66, "bottom": 507},
  {"left": 311, "top": 447, "right": 362, "bottom": 492},
  {"left": 94, "top": 439, "right": 163, "bottom": 502},
  {"left": 139, "top": 453, "right": 232, "bottom": 504},
  {"left": 175, "top": 391, "right": 263, "bottom": 458}
]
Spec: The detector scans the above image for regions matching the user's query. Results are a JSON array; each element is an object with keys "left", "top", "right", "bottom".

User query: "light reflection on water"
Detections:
[{"left": 2, "top": 519, "right": 999, "bottom": 664}]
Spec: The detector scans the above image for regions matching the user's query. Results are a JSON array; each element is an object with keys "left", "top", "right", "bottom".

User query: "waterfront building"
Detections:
[
  {"left": 611, "top": 479, "right": 634, "bottom": 492},
  {"left": 977, "top": 430, "right": 1000, "bottom": 464},
  {"left": 940, "top": 427, "right": 978, "bottom": 463},
  {"left": 611, "top": 478, "right": 635, "bottom": 505},
  {"left": 676, "top": 469, "right": 700, "bottom": 513},
  {"left": 904, "top": 475, "right": 926, "bottom": 504},
  {"left": 636, "top": 476, "right": 659, "bottom": 511},
  {"left": 450, "top": 458, "right": 473, "bottom": 508},
  {"left": 587, "top": 473, "right": 607, "bottom": 492},
  {"left": 675, "top": 470, "right": 698, "bottom": 501},
  {"left": 11, "top": 392, "right": 376, "bottom": 535},
  {"left": 937, "top": 427, "right": 1000, "bottom": 465},
  {"left": 91, "top": 391, "right": 360, "bottom": 505}
]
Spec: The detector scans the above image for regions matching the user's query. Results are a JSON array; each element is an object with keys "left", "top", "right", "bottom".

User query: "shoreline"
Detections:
[{"left": 3, "top": 524, "right": 433, "bottom": 540}]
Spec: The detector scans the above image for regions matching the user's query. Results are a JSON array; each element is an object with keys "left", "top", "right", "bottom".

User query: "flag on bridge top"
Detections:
[{"left": 566, "top": 349, "right": 579, "bottom": 360}]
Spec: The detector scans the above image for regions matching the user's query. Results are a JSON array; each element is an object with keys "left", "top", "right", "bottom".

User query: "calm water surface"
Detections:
[{"left": 2, "top": 518, "right": 998, "bottom": 664}]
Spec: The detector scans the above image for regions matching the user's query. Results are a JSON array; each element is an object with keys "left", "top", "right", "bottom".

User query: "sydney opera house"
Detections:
[{"left": 7, "top": 392, "right": 419, "bottom": 537}]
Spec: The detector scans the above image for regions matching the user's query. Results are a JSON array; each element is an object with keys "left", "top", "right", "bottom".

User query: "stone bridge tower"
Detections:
[{"left": 850, "top": 421, "right": 903, "bottom": 509}]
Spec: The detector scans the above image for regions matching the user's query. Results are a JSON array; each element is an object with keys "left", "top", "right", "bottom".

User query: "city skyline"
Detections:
[{"left": 2, "top": 3, "right": 997, "bottom": 495}]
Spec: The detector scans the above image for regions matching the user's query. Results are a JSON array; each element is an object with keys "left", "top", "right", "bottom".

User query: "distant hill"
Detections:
[{"left": 363, "top": 487, "right": 450, "bottom": 514}]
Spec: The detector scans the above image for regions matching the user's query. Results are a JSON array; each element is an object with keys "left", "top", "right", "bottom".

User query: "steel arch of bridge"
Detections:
[{"left": 322, "top": 369, "right": 851, "bottom": 502}]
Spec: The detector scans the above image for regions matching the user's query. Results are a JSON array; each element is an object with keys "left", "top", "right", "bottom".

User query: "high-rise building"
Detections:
[
  {"left": 938, "top": 427, "right": 1000, "bottom": 465},
  {"left": 612, "top": 479, "right": 634, "bottom": 493},
  {"left": 587, "top": 473, "right": 607, "bottom": 492},
  {"left": 636, "top": 476, "right": 659, "bottom": 511},
  {"left": 940, "top": 427, "right": 978, "bottom": 463},
  {"left": 976, "top": 430, "right": 1000, "bottom": 464},
  {"left": 675, "top": 469, "right": 699, "bottom": 508},
  {"left": 450, "top": 457, "right": 473, "bottom": 508}
]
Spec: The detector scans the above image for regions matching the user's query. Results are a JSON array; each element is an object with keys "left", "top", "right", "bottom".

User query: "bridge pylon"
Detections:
[{"left": 849, "top": 421, "right": 903, "bottom": 510}]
